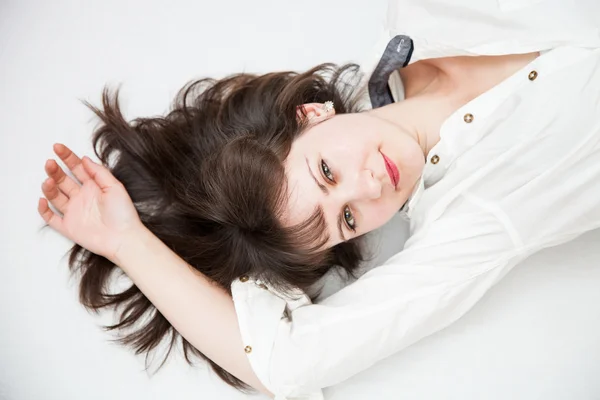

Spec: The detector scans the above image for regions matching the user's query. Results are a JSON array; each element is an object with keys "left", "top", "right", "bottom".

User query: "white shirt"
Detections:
[{"left": 231, "top": 1, "right": 600, "bottom": 398}]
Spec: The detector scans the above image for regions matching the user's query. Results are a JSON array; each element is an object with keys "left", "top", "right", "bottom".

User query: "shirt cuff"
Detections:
[{"left": 231, "top": 276, "right": 324, "bottom": 400}]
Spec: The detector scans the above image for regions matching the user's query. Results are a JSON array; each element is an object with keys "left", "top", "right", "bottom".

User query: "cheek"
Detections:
[{"left": 362, "top": 198, "right": 400, "bottom": 231}]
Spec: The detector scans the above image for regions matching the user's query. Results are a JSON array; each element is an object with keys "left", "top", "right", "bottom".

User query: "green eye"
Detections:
[
  {"left": 321, "top": 160, "right": 335, "bottom": 182},
  {"left": 343, "top": 206, "right": 356, "bottom": 231}
]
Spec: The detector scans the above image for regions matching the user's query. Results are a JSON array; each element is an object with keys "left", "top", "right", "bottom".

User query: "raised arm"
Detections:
[
  {"left": 38, "top": 144, "right": 272, "bottom": 397},
  {"left": 114, "top": 224, "right": 272, "bottom": 396}
]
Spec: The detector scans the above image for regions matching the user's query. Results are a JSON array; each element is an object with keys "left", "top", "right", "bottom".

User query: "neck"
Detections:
[
  {"left": 400, "top": 59, "right": 446, "bottom": 99},
  {"left": 367, "top": 60, "right": 450, "bottom": 158}
]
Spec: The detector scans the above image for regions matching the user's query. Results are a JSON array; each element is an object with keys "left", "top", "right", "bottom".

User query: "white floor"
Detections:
[{"left": 1, "top": 1, "right": 599, "bottom": 399}]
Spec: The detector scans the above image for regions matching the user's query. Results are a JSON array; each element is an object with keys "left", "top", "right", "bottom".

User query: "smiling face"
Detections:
[{"left": 282, "top": 105, "right": 426, "bottom": 249}]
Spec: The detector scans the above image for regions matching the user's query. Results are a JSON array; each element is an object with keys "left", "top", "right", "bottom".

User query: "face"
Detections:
[{"left": 282, "top": 103, "right": 425, "bottom": 249}]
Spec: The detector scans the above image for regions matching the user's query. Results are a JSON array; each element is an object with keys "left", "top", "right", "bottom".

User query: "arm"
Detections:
[
  {"left": 115, "top": 226, "right": 273, "bottom": 397},
  {"left": 38, "top": 145, "right": 272, "bottom": 397},
  {"left": 232, "top": 201, "right": 523, "bottom": 398}
]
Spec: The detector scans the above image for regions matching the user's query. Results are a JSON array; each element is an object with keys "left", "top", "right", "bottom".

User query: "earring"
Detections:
[{"left": 322, "top": 101, "right": 334, "bottom": 114}]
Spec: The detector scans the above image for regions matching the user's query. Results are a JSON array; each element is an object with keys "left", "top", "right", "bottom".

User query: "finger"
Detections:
[
  {"left": 82, "top": 156, "right": 120, "bottom": 191},
  {"left": 53, "top": 143, "right": 91, "bottom": 183},
  {"left": 45, "top": 159, "right": 80, "bottom": 198},
  {"left": 38, "top": 197, "right": 64, "bottom": 233},
  {"left": 42, "top": 177, "right": 69, "bottom": 214}
]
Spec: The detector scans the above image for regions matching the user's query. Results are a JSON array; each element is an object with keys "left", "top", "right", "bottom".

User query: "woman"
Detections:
[{"left": 38, "top": 1, "right": 600, "bottom": 399}]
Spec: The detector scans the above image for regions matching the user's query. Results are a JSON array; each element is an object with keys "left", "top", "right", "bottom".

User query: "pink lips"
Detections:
[{"left": 382, "top": 152, "right": 400, "bottom": 189}]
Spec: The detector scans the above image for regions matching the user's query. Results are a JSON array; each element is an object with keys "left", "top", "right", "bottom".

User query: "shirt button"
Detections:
[
  {"left": 430, "top": 155, "right": 440, "bottom": 164},
  {"left": 244, "top": 345, "right": 252, "bottom": 354},
  {"left": 239, "top": 275, "right": 249, "bottom": 282},
  {"left": 528, "top": 70, "right": 538, "bottom": 81},
  {"left": 463, "top": 113, "right": 474, "bottom": 123}
]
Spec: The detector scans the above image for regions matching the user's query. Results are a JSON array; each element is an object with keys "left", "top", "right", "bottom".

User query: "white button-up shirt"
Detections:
[{"left": 230, "top": 1, "right": 600, "bottom": 398}]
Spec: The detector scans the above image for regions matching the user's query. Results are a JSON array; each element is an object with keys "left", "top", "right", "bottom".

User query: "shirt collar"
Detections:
[
  {"left": 399, "top": 175, "right": 425, "bottom": 218},
  {"left": 367, "top": 34, "right": 414, "bottom": 108}
]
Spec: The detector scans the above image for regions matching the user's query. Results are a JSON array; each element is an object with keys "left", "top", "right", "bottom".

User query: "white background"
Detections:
[{"left": 1, "top": 1, "right": 599, "bottom": 400}]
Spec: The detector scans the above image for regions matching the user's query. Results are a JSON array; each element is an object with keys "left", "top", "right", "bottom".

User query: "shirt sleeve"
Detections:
[
  {"left": 384, "top": 0, "right": 600, "bottom": 56},
  {"left": 231, "top": 199, "right": 524, "bottom": 399}
]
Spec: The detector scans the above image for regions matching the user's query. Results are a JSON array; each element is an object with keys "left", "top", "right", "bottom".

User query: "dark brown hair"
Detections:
[{"left": 66, "top": 63, "right": 366, "bottom": 392}]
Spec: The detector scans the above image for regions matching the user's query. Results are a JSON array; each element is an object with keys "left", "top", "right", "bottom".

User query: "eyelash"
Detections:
[
  {"left": 320, "top": 159, "right": 358, "bottom": 233},
  {"left": 320, "top": 159, "right": 335, "bottom": 183},
  {"left": 343, "top": 205, "right": 357, "bottom": 233}
]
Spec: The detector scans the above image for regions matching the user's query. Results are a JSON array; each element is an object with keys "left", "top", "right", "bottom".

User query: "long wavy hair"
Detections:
[{"left": 67, "top": 63, "right": 366, "bottom": 392}]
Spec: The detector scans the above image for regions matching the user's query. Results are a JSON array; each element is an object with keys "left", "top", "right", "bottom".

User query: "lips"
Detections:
[{"left": 382, "top": 152, "right": 399, "bottom": 189}]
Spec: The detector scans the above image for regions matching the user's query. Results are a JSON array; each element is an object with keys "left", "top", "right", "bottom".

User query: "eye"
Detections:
[
  {"left": 343, "top": 206, "right": 357, "bottom": 232},
  {"left": 320, "top": 160, "right": 335, "bottom": 183}
]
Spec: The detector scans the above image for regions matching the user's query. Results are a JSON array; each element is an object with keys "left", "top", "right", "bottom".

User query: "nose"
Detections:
[{"left": 347, "top": 169, "right": 382, "bottom": 201}]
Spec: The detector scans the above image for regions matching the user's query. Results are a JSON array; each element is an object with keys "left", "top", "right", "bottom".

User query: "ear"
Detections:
[{"left": 296, "top": 102, "right": 336, "bottom": 124}]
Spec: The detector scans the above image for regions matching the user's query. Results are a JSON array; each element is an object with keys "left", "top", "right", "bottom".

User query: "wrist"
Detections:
[{"left": 110, "top": 224, "right": 155, "bottom": 267}]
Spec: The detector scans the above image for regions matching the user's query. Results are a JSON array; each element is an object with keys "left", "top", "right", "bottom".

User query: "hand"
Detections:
[{"left": 38, "top": 143, "right": 144, "bottom": 263}]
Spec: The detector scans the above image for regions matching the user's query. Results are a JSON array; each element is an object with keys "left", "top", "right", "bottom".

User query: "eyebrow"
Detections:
[
  {"left": 305, "top": 157, "right": 347, "bottom": 242},
  {"left": 305, "top": 157, "right": 328, "bottom": 195}
]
